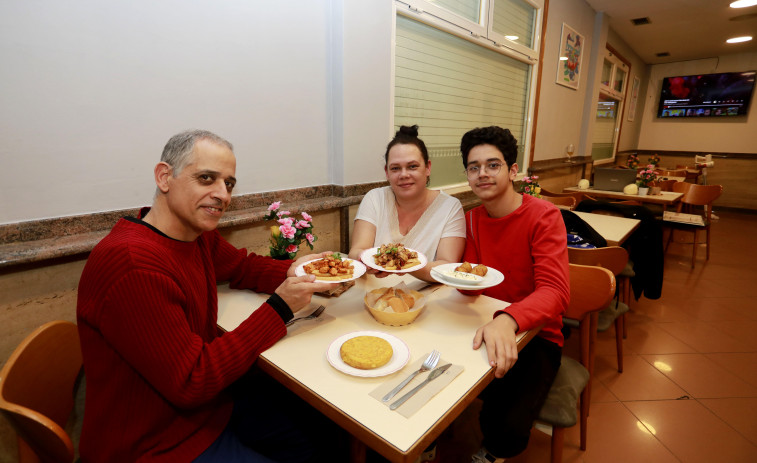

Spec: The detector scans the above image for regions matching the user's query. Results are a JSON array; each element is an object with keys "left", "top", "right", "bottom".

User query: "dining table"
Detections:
[
  {"left": 217, "top": 274, "right": 537, "bottom": 463},
  {"left": 564, "top": 186, "right": 683, "bottom": 210},
  {"left": 572, "top": 211, "right": 640, "bottom": 246}
]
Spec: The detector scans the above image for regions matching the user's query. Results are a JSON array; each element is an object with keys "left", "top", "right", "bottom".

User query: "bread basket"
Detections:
[{"left": 364, "top": 286, "right": 426, "bottom": 327}]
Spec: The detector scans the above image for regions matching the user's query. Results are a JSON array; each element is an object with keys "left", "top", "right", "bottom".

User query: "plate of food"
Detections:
[
  {"left": 294, "top": 253, "right": 367, "bottom": 283},
  {"left": 326, "top": 331, "right": 410, "bottom": 377},
  {"left": 429, "top": 262, "right": 505, "bottom": 290},
  {"left": 360, "top": 243, "right": 427, "bottom": 273}
]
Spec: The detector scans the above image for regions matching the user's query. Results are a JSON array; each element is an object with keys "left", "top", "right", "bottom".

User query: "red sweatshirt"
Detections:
[
  {"left": 77, "top": 215, "right": 291, "bottom": 462},
  {"left": 462, "top": 194, "right": 569, "bottom": 347}
]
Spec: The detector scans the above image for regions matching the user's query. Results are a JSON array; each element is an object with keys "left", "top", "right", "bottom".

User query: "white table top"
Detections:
[
  {"left": 564, "top": 186, "right": 683, "bottom": 205},
  {"left": 217, "top": 275, "right": 526, "bottom": 462},
  {"left": 573, "top": 211, "right": 640, "bottom": 246}
]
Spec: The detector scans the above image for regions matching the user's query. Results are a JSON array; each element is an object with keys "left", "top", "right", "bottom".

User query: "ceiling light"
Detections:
[
  {"left": 505, "top": 35, "right": 519, "bottom": 41},
  {"left": 727, "top": 36, "right": 753, "bottom": 43},
  {"left": 559, "top": 57, "right": 568, "bottom": 61},
  {"left": 730, "top": 0, "right": 757, "bottom": 8}
]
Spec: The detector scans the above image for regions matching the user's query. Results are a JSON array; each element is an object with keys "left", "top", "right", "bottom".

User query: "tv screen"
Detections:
[{"left": 657, "top": 71, "right": 756, "bottom": 118}]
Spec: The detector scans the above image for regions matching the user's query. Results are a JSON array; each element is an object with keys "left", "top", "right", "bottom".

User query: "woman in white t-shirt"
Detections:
[{"left": 349, "top": 125, "right": 466, "bottom": 282}]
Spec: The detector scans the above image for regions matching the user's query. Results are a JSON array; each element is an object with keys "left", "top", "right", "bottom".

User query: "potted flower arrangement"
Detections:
[
  {"left": 627, "top": 153, "right": 640, "bottom": 169},
  {"left": 264, "top": 201, "right": 317, "bottom": 260},
  {"left": 636, "top": 165, "right": 657, "bottom": 196},
  {"left": 648, "top": 153, "right": 661, "bottom": 168},
  {"left": 519, "top": 175, "right": 541, "bottom": 198}
]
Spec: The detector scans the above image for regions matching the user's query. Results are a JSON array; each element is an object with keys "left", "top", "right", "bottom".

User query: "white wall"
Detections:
[
  {"left": 637, "top": 52, "right": 757, "bottom": 153},
  {"left": 0, "top": 0, "right": 395, "bottom": 225}
]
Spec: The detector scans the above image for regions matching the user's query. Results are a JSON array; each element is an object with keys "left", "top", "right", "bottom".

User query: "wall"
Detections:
[
  {"left": 532, "top": 0, "right": 597, "bottom": 162},
  {"left": 0, "top": 0, "right": 394, "bottom": 225},
  {"left": 637, "top": 52, "right": 757, "bottom": 153}
]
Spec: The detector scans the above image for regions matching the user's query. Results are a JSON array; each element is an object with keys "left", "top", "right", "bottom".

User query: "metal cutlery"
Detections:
[
  {"left": 382, "top": 350, "right": 440, "bottom": 402},
  {"left": 285, "top": 305, "right": 326, "bottom": 327},
  {"left": 389, "top": 363, "right": 452, "bottom": 410}
]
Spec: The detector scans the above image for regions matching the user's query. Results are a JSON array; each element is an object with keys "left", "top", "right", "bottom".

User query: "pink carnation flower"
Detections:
[
  {"left": 277, "top": 210, "right": 291, "bottom": 217},
  {"left": 278, "top": 217, "right": 294, "bottom": 226},
  {"left": 295, "top": 220, "right": 309, "bottom": 229},
  {"left": 301, "top": 212, "right": 312, "bottom": 221},
  {"left": 268, "top": 201, "right": 281, "bottom": 212},
  {"left": 279, "top": 224, "right": 296, "bottom": 239},
  {"left": 286, "top": 244, "right": 298, "bottom": 253},
  {"left": 305, "top": 233, "right": 315, "bottom": 244}
]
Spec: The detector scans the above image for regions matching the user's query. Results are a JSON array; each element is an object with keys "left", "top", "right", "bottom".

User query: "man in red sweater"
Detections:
[
  {"left": 460, "top": 126, "right": 570, "bottom": 463},
  {"left": 77, "top": 130, "right": 335, "bottom": 462}
]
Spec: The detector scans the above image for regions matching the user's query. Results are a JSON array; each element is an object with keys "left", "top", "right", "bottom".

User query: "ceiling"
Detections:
[{"left": 583, "top": 0, "right": 757, "bottom": 64}]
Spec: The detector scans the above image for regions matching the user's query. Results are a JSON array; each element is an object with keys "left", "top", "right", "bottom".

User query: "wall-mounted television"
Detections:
[{"left": 656, "top": 71, "right": 756, "bottom": 118}]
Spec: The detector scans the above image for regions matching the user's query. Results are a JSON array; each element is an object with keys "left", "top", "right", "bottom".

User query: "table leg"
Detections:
[{"left": 349, "top": 437, "right": 367, "bottom": 463}]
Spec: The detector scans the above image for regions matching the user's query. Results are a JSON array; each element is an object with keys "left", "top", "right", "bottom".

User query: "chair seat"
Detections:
[
  {"left": 537, "top": 357, "right": 589, "bottom": 428},
  {"left": 597, "top": 301, "right": 629, "bottom": 332}
]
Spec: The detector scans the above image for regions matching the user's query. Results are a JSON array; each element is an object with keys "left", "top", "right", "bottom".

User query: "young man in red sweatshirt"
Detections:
[
  {"left": 460, "top": 126, "right": 569, "bottom": 463},
  {"left": 77, "top": 130, "right": 336, "bottom": 462}
]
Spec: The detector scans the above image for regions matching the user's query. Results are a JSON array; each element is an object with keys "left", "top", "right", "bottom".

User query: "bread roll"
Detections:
[{"left": 388, "top": 296, "right": 409, "bottom": 313}]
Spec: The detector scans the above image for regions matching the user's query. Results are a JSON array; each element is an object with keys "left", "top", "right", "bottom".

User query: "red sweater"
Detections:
[
  {"left": 77, "top": 215, "right": 291, "bottom": 462},
  {"left": 462, "top": 194, "right": 569, "bottom": 347}
]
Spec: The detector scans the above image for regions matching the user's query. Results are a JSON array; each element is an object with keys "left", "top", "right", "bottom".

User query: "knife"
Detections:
[{"left": 389, "top": 363, "right": 452, "bottom": 410}]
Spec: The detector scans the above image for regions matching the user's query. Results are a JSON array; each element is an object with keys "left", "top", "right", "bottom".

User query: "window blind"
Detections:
[
  {"left": 492, "top": 0, "right": 535, "bottom": 48},
  {"left": 395, "top": 15, "right": 531, "bottom": 187}
]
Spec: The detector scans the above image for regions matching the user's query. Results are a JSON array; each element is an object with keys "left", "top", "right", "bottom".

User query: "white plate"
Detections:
[
  {"left": 435, "top": 269, "right": 485, "bottom": 286},
  {"left": 294, "top": 254, "right": 367, "bottom": 284},
  {"left": 360, "top": 247, "right": 428, "bottom": 273},
  {"left": 430, "top": 263, "right": 505, "bottom": 290},
  {"left": 326, "top": 331, "right": 410, "bottom": 378}
]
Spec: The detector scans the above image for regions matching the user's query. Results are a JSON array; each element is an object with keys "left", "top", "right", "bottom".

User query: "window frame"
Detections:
[
  {"left": 593, "top": 46, "right": 632, "bottom": 165},
  {"left": 392, "top": 0, "right": 544, "bottom": 185}
]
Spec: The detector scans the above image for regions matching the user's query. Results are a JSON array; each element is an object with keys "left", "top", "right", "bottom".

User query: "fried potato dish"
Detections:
[
  {"left": 372, "top": 287, "right": 416, "bottom": 313},
  {"left": 455, "top": 262, "right": 488, "bottom": 277},
  {"left": 302, "top": 254, "right": 355, "bottom": 280},
  {"left": 373, "top": 243, "right": 420, "bottom": 270},
  {"left": 340, "top": 335, "right": 393, "bottom": 369}
]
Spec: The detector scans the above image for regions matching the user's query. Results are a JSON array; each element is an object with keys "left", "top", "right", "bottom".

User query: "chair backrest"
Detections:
[
  {"left": 540, "top": 187, "right": 583, "bottom": 199},
  {"left": 656, "top": 179, "right": 677, "bottom": 191},
  {"left": 543, "top": 195, "right": 576, "bottom": 210},
  {"left": 672, "top": 181, "right": 694, "bottom": 195},
  {"left": 567, "top": 246, "right": 629, "bottom": 276},
  {"left": 660, "top": 169, "right": 686, "bottom": 177},
  {"left": 0, "top": 321, "right": 82, "bottom": 463},
  {"left": 565, "top": 264, "right": 616, "bottom": 321},
  {"left": 682, "top": 184, "right": 723, "bottom": 207}
]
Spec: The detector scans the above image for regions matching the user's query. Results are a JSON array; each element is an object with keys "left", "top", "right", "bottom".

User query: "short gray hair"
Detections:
[{"left": 161, "top": 130, "right": 234, "bottom": 176}]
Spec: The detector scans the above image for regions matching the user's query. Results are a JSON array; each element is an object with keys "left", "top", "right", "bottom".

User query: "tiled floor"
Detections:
[{"left": 435, "top": 210, "right": 757, "bottom": 462}]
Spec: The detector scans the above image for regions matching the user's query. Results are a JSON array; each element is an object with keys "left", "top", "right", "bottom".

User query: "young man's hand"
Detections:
[{"left": 473, "top": 313, "right": 519, "bottom": 378}]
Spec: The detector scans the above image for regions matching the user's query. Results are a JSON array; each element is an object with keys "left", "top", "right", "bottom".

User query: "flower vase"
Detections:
[
  {"left": 649, "top": 186, "right": 662, "bottom": 196},
  {"left": 638, "top": 187, "right": 649, "bottom": 196}
]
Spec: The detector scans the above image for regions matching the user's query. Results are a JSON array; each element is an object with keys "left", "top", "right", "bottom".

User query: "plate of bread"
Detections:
[
  {"left": 294, "top": 253, "right": 367, "bottom": 283},
  {"left": 360, "top": 243, "right": 427, "bottom": 273},
  {"left": 430, "top": 262, "right": 505, "bottom": 290},
  {"left": 326, "top": 331, "right": 410, "bottom": 377}
]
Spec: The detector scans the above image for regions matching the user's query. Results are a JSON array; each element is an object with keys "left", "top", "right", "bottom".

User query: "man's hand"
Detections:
[
  {"left": 472, "top": 313, "right": 519, "bottom": 378},
  {"left": 274, "top": 275, "right": 333, "bottom": 313},
  {"left": 287, "top": 251, "right": 336, "bottom": 277}
]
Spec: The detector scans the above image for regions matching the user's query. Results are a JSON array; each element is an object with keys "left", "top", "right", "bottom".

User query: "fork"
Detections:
[
  {"left": 382, "top": 350, "right": 440, "bottom": 402},
  {"left": 285, "top": 305, "right": 326, "bottom": 327}
]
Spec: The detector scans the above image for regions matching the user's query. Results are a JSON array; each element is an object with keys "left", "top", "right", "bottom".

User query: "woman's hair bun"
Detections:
[{"left": 397, "top": 125, "right": 419, "bottom": 138}]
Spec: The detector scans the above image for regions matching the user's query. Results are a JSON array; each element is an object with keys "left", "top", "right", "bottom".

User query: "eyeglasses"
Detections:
[{"left": 465, "top": 161, "right": 504, "bottom": 178}]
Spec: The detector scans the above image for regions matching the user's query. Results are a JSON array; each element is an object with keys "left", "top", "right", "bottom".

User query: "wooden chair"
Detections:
[
  {"left": 537, "top": 264, "right": 616, "bottom": 463},
  {"left": 0, "top": 321, "right": 83, "bottom": 463},
  {"left": 543, "top": 195, "right": 576, "bottom": 210},
  {"left": 567, "top": 246, "right": 630, "bottom": 373},
  {"left": 656, "top": 179, "right": 677, "bottom": 192},
  {"left": 659, "top": 169, "right": 686, "bottom": 178},
  {"left": 665, "top": 184, "right": 723, "bottom": 268},
  {"left": 541, "top": 187, "right": 584, "bottom": 200}
]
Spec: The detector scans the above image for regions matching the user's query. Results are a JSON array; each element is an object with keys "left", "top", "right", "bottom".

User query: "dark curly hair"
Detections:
[
  {"left": 384, "top": 125, "right": 429, "bottom": 165},
  {"left": 460, "top": 126, "right": 518, "bottom": 169}
]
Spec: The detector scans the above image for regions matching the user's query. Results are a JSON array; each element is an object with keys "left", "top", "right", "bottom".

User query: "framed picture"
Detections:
[
  {"left": 556, "top": 23, "right": 583, "bottom": 90},
  {"left": 627, "top": 76, "right": 641, "bottom": 122}
]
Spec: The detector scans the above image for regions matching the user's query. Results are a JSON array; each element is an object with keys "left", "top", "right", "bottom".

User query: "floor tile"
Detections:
[
  {"left": 710, "top": 320, "right": 757, "bottom": 351},
  {"left": 705, "top": 353, "right": 757, "bottom": 388},
  {"left": 699, "top": 397, "right": 757, "bottom": 447},
  {"left": 594, "top": 355, "right": 687, "bottom": 401},
  {"left": 642, "top": 353, "right": 757, "bottom": 398},
  {"left": 656, "top": 320, "right": 752, "bottom": 353},
  {"left": 623, "top": 321, "right": 697, "bottom": 355},
  {"left": 625, "top": 399, "right": 757, "bottom": 463}
]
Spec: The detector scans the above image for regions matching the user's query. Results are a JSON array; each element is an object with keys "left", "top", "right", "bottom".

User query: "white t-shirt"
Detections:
[{"left": 354, "top": 186, "right": 466, "bottom": 261}]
